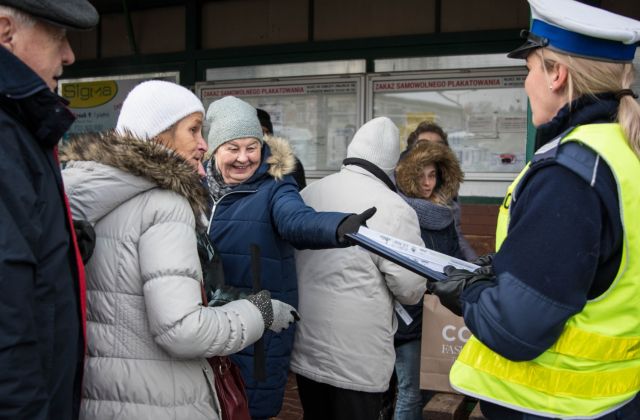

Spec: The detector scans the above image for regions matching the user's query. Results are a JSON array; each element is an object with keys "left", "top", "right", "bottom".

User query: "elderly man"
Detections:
[{"left": 0, "top": 1, "right": 98, "bottom": 418}]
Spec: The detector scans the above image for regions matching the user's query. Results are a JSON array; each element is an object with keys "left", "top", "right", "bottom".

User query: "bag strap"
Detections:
[
  {"left": 200, "top": 237, "right": 267, "bottom": 382},
  {"left": 343, "top": 157, "right": 397, "bottom": 192}
]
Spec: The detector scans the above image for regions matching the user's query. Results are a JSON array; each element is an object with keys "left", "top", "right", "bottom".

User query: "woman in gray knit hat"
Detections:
[{"left": 204, "top": 96, "right": 374, "bottom": 419}]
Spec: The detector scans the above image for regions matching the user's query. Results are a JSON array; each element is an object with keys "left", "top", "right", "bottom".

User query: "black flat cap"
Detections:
[{"left": 0, "top": 0, "right": 99, "bottom": 30}]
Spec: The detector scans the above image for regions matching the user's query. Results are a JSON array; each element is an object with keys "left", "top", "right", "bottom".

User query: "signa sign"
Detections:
[{"left": 61, "top": 81, "right": 118, "bottom": 108}]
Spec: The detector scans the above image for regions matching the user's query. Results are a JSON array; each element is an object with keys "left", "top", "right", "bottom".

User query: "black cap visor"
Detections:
[{"left": 507, "top": 30, "right": 550, "bottom": 59}]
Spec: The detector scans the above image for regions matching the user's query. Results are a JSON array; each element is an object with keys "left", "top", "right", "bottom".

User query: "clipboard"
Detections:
[{"left": 345, "top": 227, "right": 479, "bottom": 282}]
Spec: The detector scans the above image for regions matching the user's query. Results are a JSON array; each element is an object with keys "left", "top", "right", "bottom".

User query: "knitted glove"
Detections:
[
  {"left": 246, "top": 290, "right": 299, "bottom": 332},
  {"left": 336, "top": 207, "right": 377, "bottom": 245},
  {"left": 427, "top": 265, "right": 495, "bottom": 316},
  {"left": 270, "top": 299, "right": 300, "bottom": 333}
]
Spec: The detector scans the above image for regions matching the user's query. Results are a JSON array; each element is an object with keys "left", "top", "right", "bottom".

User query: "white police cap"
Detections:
[{"left": 508, "top": 0, "right": 640, "bottom": 62}]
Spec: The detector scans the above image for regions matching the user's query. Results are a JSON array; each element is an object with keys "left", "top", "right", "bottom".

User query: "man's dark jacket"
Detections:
[{"left": 0, "top": 46, "right": 84, "bottom": 419}]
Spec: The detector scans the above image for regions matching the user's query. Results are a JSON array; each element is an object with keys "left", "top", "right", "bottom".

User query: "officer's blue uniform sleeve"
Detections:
[{"left": 460, "top": 164, "right": 604, "bottom": 361}]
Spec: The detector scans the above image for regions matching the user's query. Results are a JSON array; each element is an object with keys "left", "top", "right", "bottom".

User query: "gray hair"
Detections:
[{"left": 0, "top": 5, "right": 36, "bottom": 28}]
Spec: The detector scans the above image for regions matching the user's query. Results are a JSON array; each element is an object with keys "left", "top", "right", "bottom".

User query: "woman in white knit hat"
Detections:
[
  {"left": 203, "top": 95, "right": 375, "bottom": 419},
  {"left": 59, "top": 80, "right": 298, "bottom": 420}
]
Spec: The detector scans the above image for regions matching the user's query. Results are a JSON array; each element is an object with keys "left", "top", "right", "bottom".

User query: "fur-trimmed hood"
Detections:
[
  {"left": 261, "top": 135, "right": 297, "bottom": 180},
  {"left": 59, "top": 131, "right": 208, "bottom": 226},
  {"left": 395, "top": 141, "right": 464, "bottom": 204}
]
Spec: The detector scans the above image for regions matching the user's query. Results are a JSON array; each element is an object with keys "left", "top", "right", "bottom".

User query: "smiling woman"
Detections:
[
  {"left": 202, "top": 95, "right": 373, "bottom": 419},
  {"left": 213, "top": 137, "right": 262, "bottom": 184}
]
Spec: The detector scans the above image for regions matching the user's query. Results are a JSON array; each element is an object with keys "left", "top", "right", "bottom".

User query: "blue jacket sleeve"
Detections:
[
  {"left": 0, "top": 155, "right": 49, "bottom": 418},
  {"left": 460, "top": 164, "right": 606, "bottom": 361},
  {"left": 269, "top": 177, "right": 348, "bottom": 249}
]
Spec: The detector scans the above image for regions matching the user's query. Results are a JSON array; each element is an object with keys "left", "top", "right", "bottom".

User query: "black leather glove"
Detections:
[
  {"left": 472, "top": 252, "right": 496, "bottom": 267},
  {"left": 427, "top": 265, "right": 495, "bottom": 316},
  {"left": 336, "top": 207, "right": 377, "bottom": 245},
  {"left": 73, "top": 220, "right": 96, "bottom": 265}
]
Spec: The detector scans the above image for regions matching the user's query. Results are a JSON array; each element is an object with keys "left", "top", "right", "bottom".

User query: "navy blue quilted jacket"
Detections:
[{"left": 205, "top": 136, "right": 348, "bottom": 418}]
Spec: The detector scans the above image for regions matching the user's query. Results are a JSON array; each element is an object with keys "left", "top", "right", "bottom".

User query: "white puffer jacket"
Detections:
[
  {"left": 61, "top": 133, "right": 264, "bottom": 420},
  {"left": 291, "top": 163, "right": 427, "bottom": 392}
]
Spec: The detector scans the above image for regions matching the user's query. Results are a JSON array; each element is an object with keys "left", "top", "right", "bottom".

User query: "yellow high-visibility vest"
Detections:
[{"left": 450, "top": 124, "right": 640, "bottom": 418}]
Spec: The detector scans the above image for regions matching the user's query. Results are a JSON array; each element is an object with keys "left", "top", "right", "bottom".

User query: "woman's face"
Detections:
[
  {"left": 420, "top": 163, "right": 438, "bottom": 199},
  {"left": 158, "top": 112, "right": 207, "bottom": 176},
  {"left": 213, "top": 138, "right": 262, "bottom": 185},
  {"left": 525, "top": 52, "right": 566, "bottom": 127}
]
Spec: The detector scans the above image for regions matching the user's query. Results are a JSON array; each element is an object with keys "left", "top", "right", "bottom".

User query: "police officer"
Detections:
[{"left": 428, "top": 0, "right": 640, "bottom": 418}]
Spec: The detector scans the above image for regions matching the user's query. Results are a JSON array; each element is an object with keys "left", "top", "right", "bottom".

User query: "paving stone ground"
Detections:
[{"left": 271, "top": 372, "right": 303, "bottom": 420}]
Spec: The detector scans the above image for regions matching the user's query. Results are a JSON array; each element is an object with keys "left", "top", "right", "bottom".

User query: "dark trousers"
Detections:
[{"left": 296, "top": 374, "right": 384, "bottom": 420}]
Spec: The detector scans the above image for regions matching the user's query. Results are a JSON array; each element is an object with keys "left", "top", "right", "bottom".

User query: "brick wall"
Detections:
[{"left": 460, "top": 204, "right": 500, "bottom": 257}]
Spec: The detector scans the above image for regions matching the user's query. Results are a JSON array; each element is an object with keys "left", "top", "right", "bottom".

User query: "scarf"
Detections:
[
  {"left": 399, "top": 191, "right": 454, "bottom": 231},
  {"left": 206, "top": 158, "right": 234, "bottom": 202}
]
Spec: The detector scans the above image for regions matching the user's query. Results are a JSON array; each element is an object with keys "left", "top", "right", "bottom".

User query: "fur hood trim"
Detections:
[
  {"left": 264, "top": 135, "right": 297, "bottom": 181},
  {"left": 395, "top": 141, "right": 464, "bottom": 204},
  {"left": 59, "top": 131, "right": 208, "bottom": 222}
]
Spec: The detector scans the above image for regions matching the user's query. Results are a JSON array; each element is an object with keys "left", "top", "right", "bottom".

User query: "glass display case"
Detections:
[{"left": 196, "top": 75, "right": 365, "bottom": 178}]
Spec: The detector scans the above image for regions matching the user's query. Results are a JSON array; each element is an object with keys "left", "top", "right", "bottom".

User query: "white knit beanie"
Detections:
[
  {"left": 347, "top": 117, "right": 400, "bottom": 176},
  {"left": 115, "top": 80, "right": 205, "bottom": 140},
  {"left": 206, "top": 96, "right": 263, "bottom": 152}
]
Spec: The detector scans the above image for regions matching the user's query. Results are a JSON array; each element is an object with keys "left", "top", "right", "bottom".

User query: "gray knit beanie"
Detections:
[
  {"left": 347, "top": 117, "right": 400, "bottom": 176},
  {"left": 206, "top": 96, "right": 263, "bottom": 152},
  {"left": 115, "top": 80, "right": 205, "bottom": 140}
]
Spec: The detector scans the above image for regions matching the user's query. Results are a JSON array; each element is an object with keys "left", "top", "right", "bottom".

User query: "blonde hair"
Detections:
[{"left": 538, "top": 48, "right": 640, "bottom": 158}]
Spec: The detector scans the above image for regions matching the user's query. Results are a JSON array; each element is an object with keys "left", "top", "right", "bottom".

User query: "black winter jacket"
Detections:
[{"left": 0, "top": 46, "right": 83, "bottom": 419}]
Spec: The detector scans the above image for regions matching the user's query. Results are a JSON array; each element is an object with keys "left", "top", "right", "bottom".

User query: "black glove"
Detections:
[
  {"left": 472, "top": 252, "right": 496, "bottom": 267},
  {"left": 427, "top": 265, "right": 495, "bottom": 316},
  {"left": 73, "top": 220, "right": 96, "bottom": 265},
  {"left": 336, "top": 207, "right": 377, "bottom": 245}
]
